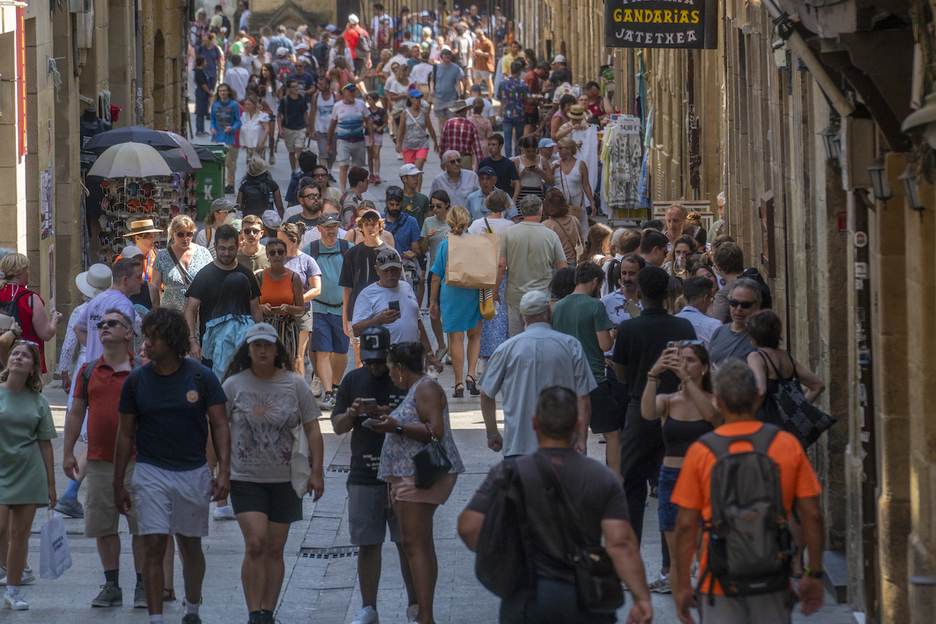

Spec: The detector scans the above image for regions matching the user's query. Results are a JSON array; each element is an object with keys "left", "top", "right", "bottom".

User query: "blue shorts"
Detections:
[
  {"left": 657, "top": 464, "right": 681, "bottom": 532},
  {"left": 310, "top": 312, "right": 350, "bottom": 354}
]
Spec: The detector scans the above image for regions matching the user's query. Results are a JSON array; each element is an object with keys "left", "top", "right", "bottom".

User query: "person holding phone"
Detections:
[{"left": 329, "top": 325, "right": 417, "bottom": 623}]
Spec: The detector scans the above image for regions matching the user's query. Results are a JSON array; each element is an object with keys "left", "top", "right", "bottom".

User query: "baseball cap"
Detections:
[
  {"left": 359, "top": 208, "right": 382, "bottom": 220},
  {"left": 519, "top": 291, "right": 551, "bottom": 316},
  {"left": 121, "top": 245, "right": 144, "bottom": 259},
  {"left": 375, "top": 248, "right": 403, "bottom": 269},
  {"left": 276, "top": 48, "right": 287, "bottom": 57},
  {"left": 342, "top": 83, "right": 358, "bottom": 91},
  {"left": 318, "top": 213, "right": 340, "bottom": 226},
  {"left": 552, "top": 54, "right": 566, "bottom": 64},
  {"left": 326, "top": 24, "right": 336, "bottom": 32},
  {"left": 245, "top": 323, "right": 279, "bottom": 344},
  {"left": 538, "top": 138, "right": 556, "bottom": 149},
  {"left": 470, "top": 84, "right": 482, "bottom": 92},
  {"left": 400, "top": 163, "right": 421, "bottom": 177},
  {"left": 359, "top": 325, "right": 391, "bottom": 361},
  {"left": 261, "top": 209, "right": 282, "bottom": 229},
  {"left": 478, "top": 166, "right": 496, "bottom": 177},
  {"left": 348, "top": 14, "right": 360, "bottom": 24},
  {"left": 408, "top": 88, "right": 423, "bottom": 98}
]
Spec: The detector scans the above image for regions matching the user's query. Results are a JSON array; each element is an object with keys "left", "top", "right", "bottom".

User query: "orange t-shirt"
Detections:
[{"left": 670, "top": 420, "right": 822, "bottom": 595}]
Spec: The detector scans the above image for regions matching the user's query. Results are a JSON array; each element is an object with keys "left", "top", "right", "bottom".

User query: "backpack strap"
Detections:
[
  {"left": 80, "top": 357, "right": 100, "bottom": 398},
  {"left": 184, "top": 357, "right": 211, "bottom": 405},
  {"left": 698, "top": 423, "right": 782, "bottom": 460}
]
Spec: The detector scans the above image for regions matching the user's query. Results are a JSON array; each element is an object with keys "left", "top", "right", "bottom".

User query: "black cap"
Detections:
[{"left": 360, "top": 325, "right": 391, "bottom": 361}]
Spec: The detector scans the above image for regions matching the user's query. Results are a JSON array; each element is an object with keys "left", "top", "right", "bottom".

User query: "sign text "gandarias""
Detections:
[{"left": 605, "top": 0, "right": 717, "bottom": 49}]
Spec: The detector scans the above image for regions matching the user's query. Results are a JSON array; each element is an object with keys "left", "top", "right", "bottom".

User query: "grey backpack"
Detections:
[{"left": 696, "top": 424, "right": 794, "bottom": 601}]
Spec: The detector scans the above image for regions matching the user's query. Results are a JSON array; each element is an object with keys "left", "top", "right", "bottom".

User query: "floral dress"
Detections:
[
  {"left": 378, "top": 376, "right": 465, "bottom": 480},
  {"left": 152, "top": 244, "right": 214, "bottom": 312}
]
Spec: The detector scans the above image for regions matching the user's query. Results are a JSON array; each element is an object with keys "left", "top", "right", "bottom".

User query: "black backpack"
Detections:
[
  {"left": 474, "top": 457, "right": 532, "bottom": 598},
  {"left": 696, "top": 424, "right": 794, "bottom": 601},
  {"left": 0, "top": 289, "right": 33, "bottom": 325},
  {"left": 239, "top": 175, "right": 271, "bottom": 216}
]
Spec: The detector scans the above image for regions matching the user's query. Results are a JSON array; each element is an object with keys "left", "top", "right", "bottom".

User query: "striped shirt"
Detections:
[{"left": 479, "top": 322, "right": 597, "bottom": 457}]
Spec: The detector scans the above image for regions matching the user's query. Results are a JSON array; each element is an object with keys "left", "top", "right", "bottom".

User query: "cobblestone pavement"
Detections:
[{"left": 6, "top": 138, "right": 858, "bottom": 624}]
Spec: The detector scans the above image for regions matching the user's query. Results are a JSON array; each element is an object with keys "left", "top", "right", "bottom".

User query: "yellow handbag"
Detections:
[{"left": 479, "top": 288, "right": 496, "bottom": 321}]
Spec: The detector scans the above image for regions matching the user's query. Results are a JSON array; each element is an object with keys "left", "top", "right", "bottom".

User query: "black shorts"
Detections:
[
  {"left": 353, "top": 57, "right": 366, "bottom": 74},
  {"left": 523, "top": 111, "right": 539, "bottom": 125},
  {"left": 588, "top": 379, "right": 623, "bottom": 434},
  {"left": 230, "top": 480, "right": 303, "bottom": 524}
]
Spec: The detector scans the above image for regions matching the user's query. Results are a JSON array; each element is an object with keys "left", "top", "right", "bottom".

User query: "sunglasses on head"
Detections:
[
  {"left": 14, "top": 339, "right": 39, "bottom": 347},
  {"left": 728, "top": 299, "right": 755, "bottom": 309},
  {"left": 96, "top": 319, "right": 129, "bottom": 330}
]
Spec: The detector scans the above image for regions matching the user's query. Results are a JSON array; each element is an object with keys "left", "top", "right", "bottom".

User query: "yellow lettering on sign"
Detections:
[
  {"left": 614, "top": 8, "right": 621, "bottom": 21},
  {"left": 623, "top": 9, "right": 633, "bottom": 21},
  {"left": 679, "top": 10, "right": 689, "bottom": 23},
  {"left": 691, "top": 10, "right": 700, "bottom": 23},
  {"left": 663, "top": 10, "right": 673, "bottom": 23},
  {"left": 633, "top": 9, "right": 642, "bottom": 22},
  {"left": 653, "top": 10, "right": 663, "bottom": 23},
  {"left": 644, "top": 10, "right": 654, "bottom": 22}
]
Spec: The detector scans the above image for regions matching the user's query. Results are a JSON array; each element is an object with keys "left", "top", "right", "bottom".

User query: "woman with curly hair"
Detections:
[
  {"left": 0, "top": 340, "right": 56, "bottom": 610},
  {"left": 223, "top": 323, "right": 324, "bottom": 624}
]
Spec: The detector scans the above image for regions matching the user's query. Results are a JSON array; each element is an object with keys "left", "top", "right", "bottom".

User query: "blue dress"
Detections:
[
  {"left": 429, "top": 237, "right": 482, "bottom": 333},
  {"left": 480, "top": 277, "right": 509, "bottom": 358}
]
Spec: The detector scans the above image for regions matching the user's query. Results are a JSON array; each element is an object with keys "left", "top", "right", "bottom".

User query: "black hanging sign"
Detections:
[{"left": 605, "top": 0, "right": 718, "bottom": 49}]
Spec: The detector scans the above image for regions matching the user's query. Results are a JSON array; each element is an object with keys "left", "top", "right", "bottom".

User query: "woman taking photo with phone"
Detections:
[{"left": 223, "top": 323, "right": 324, "bottom": 624}]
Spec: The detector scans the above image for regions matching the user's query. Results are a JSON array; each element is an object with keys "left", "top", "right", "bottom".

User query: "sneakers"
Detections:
[
  {"left": 321, "top": 390, "right": 336, "bottom": 411},
  {"left": 0, "top": 566, "right": 35, "bottom": 586},
  {"left": 134, "top": 585, "right": 147, "bottom": 608},
  {"left": 328, "top": 173, "right": 337, "bottom": 183},
  {"left": 91, "top": 582, "right": 123, "bottom": 607},
  {"left": 351, "top": 606, "right": 379, "bottom": 624},
  {"left": 54, "top": 496, "right": 84, "bottom": 518},
  {"left": 406, "top": 604, "right": 419, "bottom": 622},
  {"left": 434, "top": 346, "right": 449, "bottom": 361},
  {"left": 648, "top": 574, "right": 671, "bottom": 594},
  {"left": 213, "top": 505, "right": 236, "bottom": 520},
  {"left": 311, "top": 376, "right": 323, "bottom": 398},
  {"left": 3, "top": 588, "right": 27, "bottom": 610},
  {"left": 182, "top": 614, "right": 203, "bottom": 624}
]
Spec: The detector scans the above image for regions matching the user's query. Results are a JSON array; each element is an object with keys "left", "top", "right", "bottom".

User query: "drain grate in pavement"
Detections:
[
  {"left": 299, "top": 546, "right": 359, "bottom": 560},
  {"left": 327, "top": 464, "right": 351, "bottom": 473}
]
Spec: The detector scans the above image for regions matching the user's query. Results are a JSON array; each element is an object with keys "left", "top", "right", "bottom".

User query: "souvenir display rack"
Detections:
[{"left": 95, "top": 173, "right": 198, "bottom": 264}]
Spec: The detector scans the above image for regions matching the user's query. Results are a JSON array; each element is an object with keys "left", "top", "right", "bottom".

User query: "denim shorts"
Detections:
[{"left": 657, "top": 464, "right": 682, "bottom": 532}]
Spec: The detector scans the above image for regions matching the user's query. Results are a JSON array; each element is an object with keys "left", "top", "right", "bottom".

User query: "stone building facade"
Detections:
[
  {"left": 0, "top": 0, "right": 187, "bottom": 378},
  {"left": 510, "top": 0, "right": 935, "bottom": 621}
]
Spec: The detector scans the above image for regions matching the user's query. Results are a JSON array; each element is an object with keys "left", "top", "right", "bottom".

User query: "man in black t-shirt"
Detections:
[
  {"left": 459, "top": 386, "right": 653, "bottom": 624},
  {"left": 478, "top": 133, "right": 520, "bottom": 202},
  {"left": 277, "top": 79, "right": 311, "bottom": 173},
  {"left": 330, "top": 326, "right": 416, "bottom": 623},
  {"left": 611, "top": 266, "right": 696, "bottom": 545},
  {"left": 183, "top": 224, "right": 262, "bottom": 364}
]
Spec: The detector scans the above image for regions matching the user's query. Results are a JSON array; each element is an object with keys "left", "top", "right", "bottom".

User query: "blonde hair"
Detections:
[
  {"left": 0, "top": 340, "right": 43, "bottom": 392},
  {"left": 0, "top": 253, "right": 29, "bottom": 289},
  {"left": 446, "top": 205, "right": 472, "bottom": 235},
  {"left": 168, "top": 215, "right": 197, "bottom": 239},
  {"left": 557, "top": 136, "right": 582, "bottom": 155}
]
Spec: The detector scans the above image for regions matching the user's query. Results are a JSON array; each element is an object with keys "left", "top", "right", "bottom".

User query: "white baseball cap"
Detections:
[
  {"left": 348, "top": 14, "right": 360, "bottom": 24},
  {"left": 400, "top": 163, "right": 422, "bottom": 177},
  {"left": 552, "top": 54, "right": 567, "bottom": 64}
]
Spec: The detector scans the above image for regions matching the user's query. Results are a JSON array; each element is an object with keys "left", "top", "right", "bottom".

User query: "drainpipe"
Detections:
[{"left": 762, "top": 0, "right": 855, "bottom": 118}]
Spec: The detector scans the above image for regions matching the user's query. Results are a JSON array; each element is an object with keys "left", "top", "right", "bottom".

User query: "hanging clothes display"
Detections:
[{"left": 599, "top": 116, "right": 643, "bottom": 217}]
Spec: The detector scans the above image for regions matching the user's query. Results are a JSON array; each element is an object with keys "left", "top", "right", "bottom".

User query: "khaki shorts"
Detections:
[
  {"left": 85, "top": 459, "right": 139, "bottom": 538},
  {"left": 336, "top": 139, "right": 367, "bottom": 167},
  {"left": 282, "top": 126, "right": 307, "bottom": 153},
  {"left": 474, "top": 69, "right": 492, "bottom": 80}
]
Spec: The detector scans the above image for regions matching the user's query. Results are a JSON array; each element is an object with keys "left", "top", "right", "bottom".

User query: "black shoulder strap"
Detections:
[
  {"left": 81, "top": 357, "right": 101, "bottom": 398},
  {"left": 758, "top": 349, "right": 782, "bottom": 378},
  {"left": 698, "top": 423, "right": 781, "bottom": 460},
  {"left": 530, "top": 453, "right": 591, "bottom": 555},
  {"left": 184, "top": 357, "right": 211, "bottom": 404}
]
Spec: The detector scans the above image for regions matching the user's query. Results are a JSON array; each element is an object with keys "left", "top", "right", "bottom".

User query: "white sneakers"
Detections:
[
  {"left": 3, "top": 588, "right": 28, "bottom": 610},
  {"left": 351, "top": 606, "right": 379, "bottom": 624},
  {"left": 311, "top": 376, "right": 324, "bottom": 398},
  {"left": 212, "top": 505, "right": 236, "bottom": 520},
  {"left": 0, "top": 566, "right": 34, "bottom": 586},
  {"left": 406, "top": 604, "right": 419, "bottom": 622}
]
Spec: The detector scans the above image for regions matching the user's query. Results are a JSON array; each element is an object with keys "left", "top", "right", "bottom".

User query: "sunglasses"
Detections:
[
  {"left": 313, "top": 173, "right": 328, "bottom": 178},
  {"left": 430, "top": 202, "right": 447, "bottom": 209},
  {"left": 244, "top": 228, "right": 261, "bottom": 235},
  {"left": 301, "top": 193, "right": 321, "bottom": 199},
  {"left": 176, "top": 231, "right": 195, "bottom": 238},
  {"left": 96, "top": 319, "right": 129, "bottom": 330},
  {"left": 728, "top": 299, "right": 756, "bottom": 309},
  {"left": 267, "top": 249, "right": 286, "bottom": 256},
  {"left": 447, "top": 159, "right": 460, "bottom": 164}
]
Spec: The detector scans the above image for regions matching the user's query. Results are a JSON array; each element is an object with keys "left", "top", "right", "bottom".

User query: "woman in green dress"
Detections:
[{"left": 0, "top": 340, "right": 57, "bottom": 610}]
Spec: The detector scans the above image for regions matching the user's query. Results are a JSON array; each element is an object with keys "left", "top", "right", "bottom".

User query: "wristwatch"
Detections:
[
  {"left": 804, "top": 567, "right": 825, "bottom": 580},
  {"left": 396, "top": 424, "right": 404, "bottom": 436}
]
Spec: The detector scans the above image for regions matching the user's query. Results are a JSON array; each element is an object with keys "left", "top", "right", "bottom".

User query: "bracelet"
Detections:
[
  {"left": 189, "top": 336, "right": 198, "bottom": 341},
  {"left": 487, "top": 431, "right": 500, "bottom": 440},
  {"left": 804, "top": 567, "right": 825, "bottom": 579},
  {"left": 647, "top": 375, "right": 659, "bottom": 382}
]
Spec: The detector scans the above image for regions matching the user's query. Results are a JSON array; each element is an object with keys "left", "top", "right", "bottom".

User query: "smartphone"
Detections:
[
  {"left": 362, "top": 417, "right": 382, "bottom": 428},
  {"left": 388, "top": 300, "right": 400, "bottom": 312},
  {"left": 360, "top": 398, "right": 378, "bottom": 413},
  {"left": 666, "top": 340, "right": 681, "bottom": 350}
]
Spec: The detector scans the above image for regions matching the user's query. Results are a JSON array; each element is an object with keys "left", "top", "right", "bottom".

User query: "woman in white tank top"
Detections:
[{"left": 554, "top": 135, "right": 596, "bottom": 237}]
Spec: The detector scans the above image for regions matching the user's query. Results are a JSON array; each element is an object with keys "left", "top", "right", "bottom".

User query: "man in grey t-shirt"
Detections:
[
  {"left": 494, "top": 196, "right": 568, "bottom": 336},
  {"left": 430, "top": 49, "right": 464, "bottom": 123},
  {"left": 708, "top": 278, "right": 761, "bottom": 367}
]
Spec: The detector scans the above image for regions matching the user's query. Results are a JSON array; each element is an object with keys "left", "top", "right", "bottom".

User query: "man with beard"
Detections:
[
  {"left": 382, "top": 186, "right": 422, "bottom": 291},
  {"left": 550, "top": 262, "right": 619, "bottom": 474}
]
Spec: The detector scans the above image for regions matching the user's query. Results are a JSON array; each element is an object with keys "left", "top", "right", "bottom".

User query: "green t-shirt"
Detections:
[
  {"left": 402, "top": 192, "right": 430, "bottom": 229},
  {"left": 550, "top": 293, "right": 614, "bottom": 384},
  {"left": 420, "top": 215, "right": 451, "bottom": 265},
  {"left": 0, "top": 387, "right": 57, "bottom": 505}
]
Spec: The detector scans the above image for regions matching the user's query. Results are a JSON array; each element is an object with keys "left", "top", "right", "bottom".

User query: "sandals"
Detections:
[
  {"left": 466, "top": 375, "right": 480, "bottom": 396},
  {"left": 452, "top": 383, "right": 465, "bottom": 398},
  {"left": 163, "top": 588, "right": 176, "bottom": 602}
]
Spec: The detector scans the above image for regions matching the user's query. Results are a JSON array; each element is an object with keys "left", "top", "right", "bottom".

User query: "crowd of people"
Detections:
[{"left": 0, "top": 4, "right": 834, "bottom": 624}]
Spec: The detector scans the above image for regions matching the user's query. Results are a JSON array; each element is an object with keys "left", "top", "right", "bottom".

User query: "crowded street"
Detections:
[{"left": 0, "top": 1, "right": 934, "bottom": 624}]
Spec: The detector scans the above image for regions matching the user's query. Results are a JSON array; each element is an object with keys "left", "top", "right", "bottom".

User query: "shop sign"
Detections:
[{"left": 605, "top": 0, "right": 718, "bottom": 49}]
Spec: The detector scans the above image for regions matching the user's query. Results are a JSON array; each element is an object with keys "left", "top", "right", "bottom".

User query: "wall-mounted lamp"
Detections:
[
  {"left": 866, "top": 157, "right": 892, "bottom": 202},
  {"left": 818, "top": 122, "right": 842, "bottom": 166},
  {"left": 898, "top": 164, "right": 925, "bottom": 220},
  {"left": 901, "top": 92, "right": 936, "bottom": 150}
]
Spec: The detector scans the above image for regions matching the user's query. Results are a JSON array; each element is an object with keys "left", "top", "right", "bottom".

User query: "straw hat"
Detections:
[
  {"left": 125, "top": 218, "right": 162, "bottom": 238},
  {"left": 567, "top": 105, "right": 585, "bottom": 120}
]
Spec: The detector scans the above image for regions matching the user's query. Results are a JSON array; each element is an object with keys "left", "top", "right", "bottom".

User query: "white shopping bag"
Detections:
[{"left": 39, "top": 513, "right": 72, "bottom": 579}]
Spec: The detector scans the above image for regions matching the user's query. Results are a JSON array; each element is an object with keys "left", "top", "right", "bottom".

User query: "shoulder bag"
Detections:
[
  {"left": 533, "top": 453, "right": 625, "bottom": 613},
  {"left": 413, "top": 423, "right": 452, "bottom": 489},
  {"left": 166, "top": 246, "right": 193, "bottom": 289},
  {"left": 758, "top": 351, "right": 836, "bottom": 448}
]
